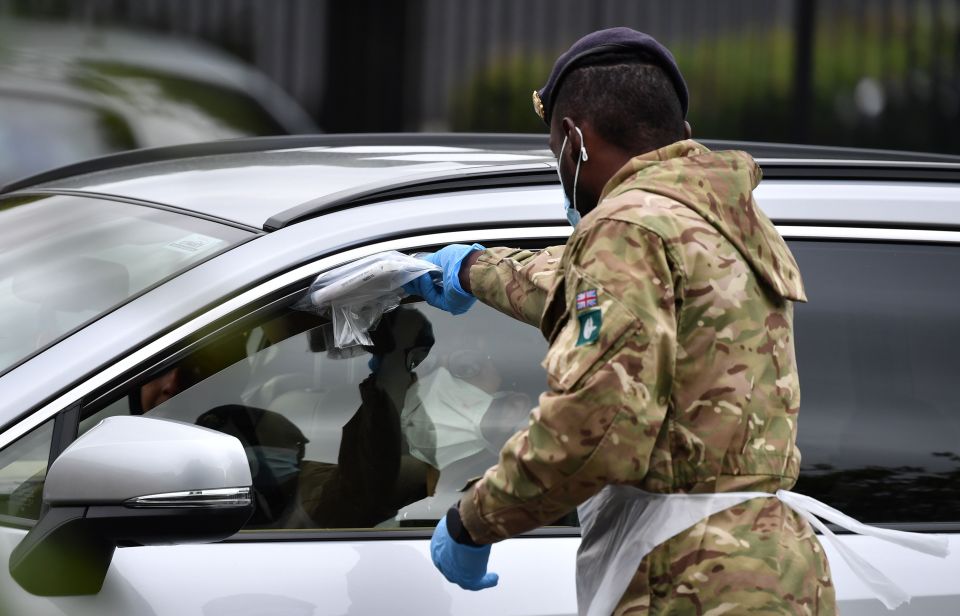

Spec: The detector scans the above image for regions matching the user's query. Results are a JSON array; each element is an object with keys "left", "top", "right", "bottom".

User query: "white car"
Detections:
[{"left": 0, "top": 134, "right": 956, "bottom": 614}]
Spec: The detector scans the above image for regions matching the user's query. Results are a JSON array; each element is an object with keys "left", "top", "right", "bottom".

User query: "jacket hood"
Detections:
[{"left": 601, "top": 140, "right": 806, "bottom": 302}]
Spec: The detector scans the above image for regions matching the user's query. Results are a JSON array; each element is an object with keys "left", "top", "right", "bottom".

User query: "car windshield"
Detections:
[{"left": 0, "top": 194, "right": 251, "bottom": 375}]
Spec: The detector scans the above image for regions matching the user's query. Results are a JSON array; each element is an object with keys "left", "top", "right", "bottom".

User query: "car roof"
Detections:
[
  {"left": 4, "top": 134, "right": 557, "bottom": 229},
  {"left": 5, "top": 133, "right": 960, "bottom": 231}
]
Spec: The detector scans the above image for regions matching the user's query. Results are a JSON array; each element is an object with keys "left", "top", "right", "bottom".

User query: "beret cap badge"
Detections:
[{"left": 532, "top": 90, "right": 545, "bottom": 120}]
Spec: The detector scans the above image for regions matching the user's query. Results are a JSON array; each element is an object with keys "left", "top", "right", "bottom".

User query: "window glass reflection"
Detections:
[
  {"left": 791, "top": 241, "right": 960, "bottom": 524},
  {"left": 0, "top": 419, "right": 54, "bottom": 520}
]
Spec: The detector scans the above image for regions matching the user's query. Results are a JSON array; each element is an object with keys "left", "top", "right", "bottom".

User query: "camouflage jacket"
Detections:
[{"left": 459, "top": 140, "right": 808, "bottom": 544}]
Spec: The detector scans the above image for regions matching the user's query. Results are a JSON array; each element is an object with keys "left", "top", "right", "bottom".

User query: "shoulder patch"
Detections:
[
  {"left": 576, "top": 309, "right": 602, "bottom": 346},
  {"left": 575, "top": 288, "right": 599, "bottom": 311}
]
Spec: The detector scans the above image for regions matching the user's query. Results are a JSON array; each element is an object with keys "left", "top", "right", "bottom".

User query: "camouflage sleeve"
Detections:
[
  {"left": 468, "top": 245, "right": 565, "bottom": 327},
  {"left": 459, "top": 222, "right": 678, "bottom": 543}
]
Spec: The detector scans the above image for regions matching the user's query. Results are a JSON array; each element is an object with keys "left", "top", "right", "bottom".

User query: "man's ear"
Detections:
[
  {"left": 684, "top": 121, "right": 692, "bottom": 140},
  {"left": 560, "top": 116, "right": 582, "bottom": 162}
]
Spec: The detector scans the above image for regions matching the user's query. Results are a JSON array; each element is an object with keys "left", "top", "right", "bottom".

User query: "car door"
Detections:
[
  {"left": 787, "top": 232, "right": 960, "bottom": 615},
  {"left": 0, "top": 229, "right": 581, "bottom": 616},
  {"left": 0, "top": 220, "right": 956, "bottom": 615}
]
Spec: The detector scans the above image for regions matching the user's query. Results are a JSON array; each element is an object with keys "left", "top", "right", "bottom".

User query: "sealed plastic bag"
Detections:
[{"left": 295, "top": 251, "right": 440, "bottom": 349}]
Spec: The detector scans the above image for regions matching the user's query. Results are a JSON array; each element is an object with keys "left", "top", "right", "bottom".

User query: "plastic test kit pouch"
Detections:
[{"left": 296, "top": 251, "right": 441, "bottom": 349}]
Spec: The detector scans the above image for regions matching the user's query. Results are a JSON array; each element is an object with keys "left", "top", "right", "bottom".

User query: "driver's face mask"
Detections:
[
  {"left": 556, "top": 126, "right": 589, "bottom": 227},
  {"left": 248, "top": 446, "right": 301, "bottom": 483},
  {"left": 400, "top": 367, "right": 494, "bottom": 470}
]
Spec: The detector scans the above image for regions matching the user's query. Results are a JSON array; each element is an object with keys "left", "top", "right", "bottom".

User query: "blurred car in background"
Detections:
[
  {"left": 0, "top": 134, "right": 957, "bottom": 615},
  {"left": 0, "top": 18, "right": 317, "bottom": 185}
]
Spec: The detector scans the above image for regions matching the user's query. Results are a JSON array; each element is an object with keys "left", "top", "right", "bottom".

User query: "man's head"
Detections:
[
  {"left": 137, "top": 329, "right": 250, "bottom": 413},
  {"left": 535, "top": 28, "right": 692, "bottom": 218},
  {"left": 552, "top": 56, "right": 687, "bottom": 153},
  {"left": 364, "top": 306, "right": 435, "bottom": 375}
]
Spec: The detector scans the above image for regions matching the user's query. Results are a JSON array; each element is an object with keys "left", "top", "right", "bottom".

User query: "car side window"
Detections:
[
  {"left": 0, "top": 419, "right": 55, "bottom": 521},
  {"left": 78, "top": 291, "right": 552, "bottom": 532},
  {"left": 791, "top": 240, "right": 960, "bottom": 525}
]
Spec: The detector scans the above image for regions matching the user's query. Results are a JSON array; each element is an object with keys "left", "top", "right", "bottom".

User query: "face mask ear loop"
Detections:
[
  {"left": 575, "top": 126, "right": 589, "bottom": 162},
  {"left": 572, "top": 126, "right": 587, "bottom": 214},
  {"left": 556, "top": 134, "right": 569, "bottom": 187}
]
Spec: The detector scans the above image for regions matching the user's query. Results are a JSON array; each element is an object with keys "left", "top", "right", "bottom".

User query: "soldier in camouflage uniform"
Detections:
[{"left": 410, "top": 28, "right": 836, "bottom": 615}]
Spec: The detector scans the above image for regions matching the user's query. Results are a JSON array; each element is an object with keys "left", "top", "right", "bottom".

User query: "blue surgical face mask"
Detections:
[
  {"left": 557, "top": 154, "right": 581, "bottom": 227},
  {"left": 250, "top": 446, "right": 301, "bottom": 483},
  {"left": 556, "top": 128, "right": 588, "bottom": 227}
]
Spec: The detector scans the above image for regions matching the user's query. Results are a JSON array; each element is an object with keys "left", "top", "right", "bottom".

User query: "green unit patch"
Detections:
[{"left": 576, "top": 309, "right": 602, "bottom": 346}]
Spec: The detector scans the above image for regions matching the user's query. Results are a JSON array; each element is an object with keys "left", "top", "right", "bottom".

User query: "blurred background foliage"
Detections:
[
  {"left": 0, "top": 0, "right": 956, "bottom": 186},
  {"left": 451, "top": 2, "right": 958, "bottom": 153}
]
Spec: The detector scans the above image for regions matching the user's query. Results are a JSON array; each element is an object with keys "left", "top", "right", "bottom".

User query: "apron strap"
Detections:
[
  {"left": 575, "top": 488, "right": 950, "bottom": 615},
  {"left": 775, "top": 489, "right": 950, "bottom": 610}
]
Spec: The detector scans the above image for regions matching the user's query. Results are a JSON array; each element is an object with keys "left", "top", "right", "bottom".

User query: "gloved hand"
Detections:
[
  {"left": 430, "top": 514, "right": 499, "bottom": 591},
  {"left": 403, "top": 243, "right": 484, "bottom": 315}
]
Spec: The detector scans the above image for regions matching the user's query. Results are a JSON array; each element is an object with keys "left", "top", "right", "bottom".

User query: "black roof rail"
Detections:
[
  {"left": 264, "top": 163, "right": 555, "bottom": 231},
  {"left": 0, "top": 133, "right": 552, "bottom": 195},
  {"left": 702, "top": 139, "right": 960, "bottom": 163},
  {"left": 264, "top": 156, "right": 960, "bottom": 231},
  {"left": 756, "top": 158, "right": 960, "bottom": 182}
]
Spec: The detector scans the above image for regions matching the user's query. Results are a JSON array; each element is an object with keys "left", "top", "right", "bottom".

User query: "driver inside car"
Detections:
[
  {"left": 132, "top": 306, "right": 439, "bottom": 530},
  {"left": 400, "top": 345, "right": 532, "bottom": 498}
]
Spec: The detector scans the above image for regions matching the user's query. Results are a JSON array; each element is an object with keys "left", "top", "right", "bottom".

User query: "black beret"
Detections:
[{"left": 533, "top": 27, "right": 689, "bottom": 125}]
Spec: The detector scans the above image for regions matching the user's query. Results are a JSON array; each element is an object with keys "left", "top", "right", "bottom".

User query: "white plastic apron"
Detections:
[{"left": 576, "top": 486, "right": 950, "bottom": 616}]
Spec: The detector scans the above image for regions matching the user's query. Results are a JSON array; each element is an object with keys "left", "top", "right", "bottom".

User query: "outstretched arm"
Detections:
[{"left": 465, "top": 246, "right": 565, "bottom": 328}]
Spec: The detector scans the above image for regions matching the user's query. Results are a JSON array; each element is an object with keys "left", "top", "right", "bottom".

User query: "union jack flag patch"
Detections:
[{"left": 576, "top": 289, "right": 598, "bottom": 311}]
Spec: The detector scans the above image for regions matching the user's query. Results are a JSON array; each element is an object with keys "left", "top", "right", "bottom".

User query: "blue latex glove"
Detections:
[
  {"left": 430, "top": 515, "right": 499, "bottom": 591},
  {"left": 403, "top": 243, "right": 484, "bottom": 315}
]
